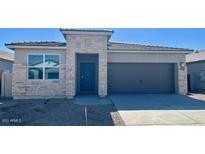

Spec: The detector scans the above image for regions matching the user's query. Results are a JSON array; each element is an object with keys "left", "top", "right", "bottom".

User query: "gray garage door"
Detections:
[{"left": 108, "top": 63, "right": 175, "bottom": 94}]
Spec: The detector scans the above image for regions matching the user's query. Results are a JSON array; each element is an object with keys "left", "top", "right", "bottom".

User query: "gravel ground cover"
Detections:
[{"left": 0, "top": 98, "right": 124, "bottom": 126}]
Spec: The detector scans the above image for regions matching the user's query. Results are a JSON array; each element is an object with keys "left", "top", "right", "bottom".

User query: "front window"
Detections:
[
  {"left": 28, "top": 67, "right": 43, "bottom": 79},
  {"left": 45, "top": 55, "right": 60, "bottom": 79},
  {"left": 28, "top": 54, "right": 60, "bottom": 80}
]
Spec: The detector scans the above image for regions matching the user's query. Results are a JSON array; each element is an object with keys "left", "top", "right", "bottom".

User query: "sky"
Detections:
[{"left": 0, "top": 28, "right": 205, "bottom": 53}]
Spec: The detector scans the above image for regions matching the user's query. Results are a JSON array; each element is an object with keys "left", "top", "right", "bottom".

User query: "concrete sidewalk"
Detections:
[{"left": 110, "top": 94, "right": 205, "bottom": 125}]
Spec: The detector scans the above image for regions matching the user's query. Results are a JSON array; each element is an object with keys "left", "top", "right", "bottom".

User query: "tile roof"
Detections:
[
  {"left": 186, "top": 50, "right": 205, "bottom": 63},
  {"left": 108, "top": 42, "right": 193, "bottom": 52},
  {"left": 0, "top": 51, "right": 14, "bottom": 61},
  {"left": 197, "top": 49, "right": 205, "bottom": 52},
  {"left": 5, "top": 41, "right": 66, "bottom": 47},
  {"left": 5, "top": 41, "right": 193, "bottom": 52}
]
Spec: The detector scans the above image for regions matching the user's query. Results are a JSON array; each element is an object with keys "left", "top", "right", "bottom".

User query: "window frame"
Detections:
[{"left": 27, "top": 53, "right": 61, "bottom": 81}]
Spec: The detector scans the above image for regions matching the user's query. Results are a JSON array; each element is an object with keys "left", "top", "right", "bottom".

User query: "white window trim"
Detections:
[{"left": 27, "top": 53, "right": 61, "bottom": 81}]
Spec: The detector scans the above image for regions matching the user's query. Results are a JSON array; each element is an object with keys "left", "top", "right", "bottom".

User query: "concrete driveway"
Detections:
[{"left": 109, "top": 94, "right": 205, "bottom": 125}]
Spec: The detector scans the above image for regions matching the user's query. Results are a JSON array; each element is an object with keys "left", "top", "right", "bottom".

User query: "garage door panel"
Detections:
[{"left": 108, "top": 63, "right": 175, "bottom": 94}]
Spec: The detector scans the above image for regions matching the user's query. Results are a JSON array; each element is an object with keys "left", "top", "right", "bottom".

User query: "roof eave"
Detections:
[
  {"left": 108, "top": 49, "right": 192, "bottom": 54},
  {"left": 6, "top": 45, "right": 67, "bottom": 50},
  {"left": 186, "top": 59, "right": 205, "bottom": 63},
  {"left": 0, "top": 57, "right": 14, "bottom": 62}
]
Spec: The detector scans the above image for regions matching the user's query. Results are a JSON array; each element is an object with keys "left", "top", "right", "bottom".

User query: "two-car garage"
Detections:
[
  {"left": 108, "top": 63, "right": 175, "bottom": 94},
  {"left": 106, "top": 42, "right": 192, "bottom": 95}
]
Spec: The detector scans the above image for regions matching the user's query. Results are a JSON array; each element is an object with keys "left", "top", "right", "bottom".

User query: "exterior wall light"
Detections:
[{"left": 180, "top": 62, "right": 185, "bottom": 70}]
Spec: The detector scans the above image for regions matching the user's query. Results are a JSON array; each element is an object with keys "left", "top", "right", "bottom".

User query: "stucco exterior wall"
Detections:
[
  {"left": 65, "top": 34, "right": 108, "bottom": 98},
  {"left": 108, "top": 52, "right": 188, "bottom": 95},
  {"left": 12, "top": 48, "right": 66, "bottom": 99},
  {"left": 108, "top": 52, "right": 185, "bottom": 63}
]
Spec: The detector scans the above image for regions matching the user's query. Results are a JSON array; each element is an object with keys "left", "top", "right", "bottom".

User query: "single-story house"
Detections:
[
  {"left": 186, "top": 50, "right": 205, "bottom": 93},
  {"left": 0, "top": 50, "right": 14, "bottom": 96},
  {"left": 5, "top": 29, "right": 193, "bottom": 99}
]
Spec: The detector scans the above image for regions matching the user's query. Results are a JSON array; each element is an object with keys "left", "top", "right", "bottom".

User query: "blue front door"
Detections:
[{"left": 80, "top": 63, "right": 96, "bottom": 92}]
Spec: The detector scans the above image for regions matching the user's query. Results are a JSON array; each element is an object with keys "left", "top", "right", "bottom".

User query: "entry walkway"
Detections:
[{"left": 74, "top": 94, "right": 112, "bottom": 105}]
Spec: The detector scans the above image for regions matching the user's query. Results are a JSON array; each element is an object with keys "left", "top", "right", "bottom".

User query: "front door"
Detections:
[{"left": 80, "top": 63, "right": 96, "bottom": 92}]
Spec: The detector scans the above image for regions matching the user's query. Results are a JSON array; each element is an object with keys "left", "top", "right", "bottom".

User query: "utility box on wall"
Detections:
[{"left": 1, "top": 71, "right": 12, "bottom": 98}]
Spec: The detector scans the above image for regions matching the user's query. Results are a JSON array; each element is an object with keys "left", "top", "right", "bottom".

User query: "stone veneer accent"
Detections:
[
  {"left": 178, "top": 63, "right": 188, "bottom": 95},
  {"left": 65, "top": 34, "right": 108, "bottom": 98},
  {"left": 12, "top": 63, "right": 66, "bottom": 99}
]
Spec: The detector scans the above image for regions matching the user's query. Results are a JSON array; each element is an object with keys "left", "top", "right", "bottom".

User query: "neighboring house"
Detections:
[
  {"left": 5, "top": 29, "right": 193, "bottom": 99},
  {"left": 0, "top": 50, "right": 14, "bottom": 96},
  {"left": 0, "top": 50, "right": 14, "bottom": 71},
  {"left": 186, "top": 50, "right": 205, "bottom": 93}
]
